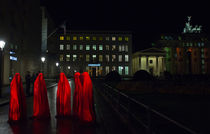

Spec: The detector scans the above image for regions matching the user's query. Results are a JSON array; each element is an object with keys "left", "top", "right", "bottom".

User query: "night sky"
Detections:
[{"left": 42, "top": 0, "right": 210, "bottom": 52}]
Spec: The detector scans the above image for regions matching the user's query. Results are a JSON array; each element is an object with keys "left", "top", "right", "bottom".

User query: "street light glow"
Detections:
[
  {"left": 41, "top": 57, "right": 45, "bottom": 62},
  {"left": 56, "top": 62, "right": 59, "bottom": 67},
  {"left": 0, "top": 40, "right": 5, "bottom": 50},
  {"left": 68, "top": 66, "right": 70, "bottom": 69}
]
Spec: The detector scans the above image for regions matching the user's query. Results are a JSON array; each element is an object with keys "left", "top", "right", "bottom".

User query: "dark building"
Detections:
[{"left": 46, "top": 30, "right": 132, "bottom": 78}]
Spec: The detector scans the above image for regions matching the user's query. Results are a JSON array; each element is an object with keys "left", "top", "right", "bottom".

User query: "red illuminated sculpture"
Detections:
[
  {"left": 73, "top": 72, "right": 82, "bottom": 118},
  {"left": 9, "top": 73, "right": 27, "bottom": 121},
  {"left": 80, "top": 72, "right": 95, "bottom": 123},
  {"left": 56, "top": 73, "right": 71, "bottom": 117},
  {"left": 33, "top": 73, "right": 50, "bottom": 119}
]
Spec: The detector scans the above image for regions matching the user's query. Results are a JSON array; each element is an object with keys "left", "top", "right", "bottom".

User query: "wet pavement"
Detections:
[{"left": 0, "top": 79, "right": 132, "bottom": 134}]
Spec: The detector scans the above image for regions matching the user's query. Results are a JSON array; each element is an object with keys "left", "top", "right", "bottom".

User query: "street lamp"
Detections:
[
  {"left": 41, "top": 56, "right": 45, "bottom": 74},
  {"left": 56, "top": 62, "right": 59, "bottom": 67},
  {"left": 41, "top": 57, "right": 45, "bottom": 63},
  {"left": 0, "top": 40, "right": 6, "bottom": 97}
]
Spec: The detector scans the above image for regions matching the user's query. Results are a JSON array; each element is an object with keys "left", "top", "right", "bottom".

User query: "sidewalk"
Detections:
[{"left": 0, "top": 80, "right": 57, "bottom": 106}]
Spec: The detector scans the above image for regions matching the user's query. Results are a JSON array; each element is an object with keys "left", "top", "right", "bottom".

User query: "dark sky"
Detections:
[{"left": 42, "top": 0, "right": 210, "bottom": 52}]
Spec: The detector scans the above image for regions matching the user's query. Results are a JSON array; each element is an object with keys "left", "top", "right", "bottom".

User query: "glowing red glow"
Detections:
[
  {"left": 9, "top": 73, "right": 27, "bottom": 121},
  {"left": 73, "top": 72, "right": 82, "bottom": 118},
  {"left": 56, "top": 73, "right": 71, "bottom": 116},
  {"left": 33, "top": 73, "right": 50, "bottom": 118},
  {"left": 79, "top": 72, "right": 95, "bottom": 122}
]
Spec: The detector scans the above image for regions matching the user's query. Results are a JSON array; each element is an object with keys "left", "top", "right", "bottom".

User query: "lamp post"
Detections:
[
  {"left": 41, "top": 56, "right": 45, "bottom": 74},
  {"left": 55, "top": 62, "right": 59, "bottom": 82},
  {"left": 0, "top": 40, "right": 6, "bottom": 97}
]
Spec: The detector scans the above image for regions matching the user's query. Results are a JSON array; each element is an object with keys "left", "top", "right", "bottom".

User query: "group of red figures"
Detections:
[{"left": 9, "top": 72, "right": 95, "bottom": 123}]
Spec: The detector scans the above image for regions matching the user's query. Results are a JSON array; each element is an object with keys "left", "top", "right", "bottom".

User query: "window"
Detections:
[
  {"left": 118, "top": 66, "right": 123, "bottom": 75},
  {"left": 118, "top": 37, "right": 122, "bottom": 41},
  {"left": 122, "top": 45, "right": 125, "bottom": 51},
  {"left": 99, "top": 55, "right": 103, "bottom": 62},
  {"left": 92, "top": 55, "right": 97, "bottom": 62},
  {"left": 73, "top": 36, "right": 77, "bottom": 40},
  {"left": 86, "top": 45, "right": 90, "bottom": 50},
  {"left": 92, "top": 37, "right": 96, "bottom": 40},
  {"left": 99, "top": 37, "right": 103, "bottom": 41},
  {"left": 105, "top": 45, "right": 109, "bottom": 50},
  {"left": 86, "top": 36, "right": 90, "bottom": 40},
  {"left": 66, "top": 36, "right": 70, "bottom": 40},
  {"left": 125, "top": 37, "right": 129, "bottom": 41},
  {"left": 112, "top": 37, "right": 116, "bottom": 41},
  {"left": 79, "top": 55, "right": 83, "bottom": 60},
  {"left": 79, "top": 36, "right": 83, "bottom": 40},
  {"left": 125, "top": 55, "right": 129, "bottom": 62},
  {"left": 106, "top": 55, "right": 109, "bottom": 62},
  {"left": 119, "top": 55, "right": 122, "bottom": 62},
  {"left": 99, "top": 45, "right": 103, "bottom": 50},
  {"left": 93, "top": 45, "right": 97, "bottom": 50},
  {"left": 105, "top": 66, "right": 110, "bottom": 74},
  {"left": 66, "top": 44, "right": 70, "bottom": 50},
  {"left": 80, "top": 45, "right": 83, "bottom": 50},
  {"left": 60, "top": 36, "right": 64, "bottom": 40},
  {"left": 201, "top": 43, "right": 204, "bottom": 47},
  {"left": 66, "top": 55, "right": 70, "bottom": 61},
  {"left": 112, "top": 45, "right": 116, "bottom": 50},
  {"left": 86, "top": 55, "right": 90, "bottom": 62},
  {"left": 60, "top": 44, "right": 64, "bottom": 50},
  {"left": 73, "top": 55, "right": 77, "bottom": 61},
  {"left": 125, "top": 66, "right": 129, "bottom": 75},
  {"left": 60, "top": 54, "right": 64, "bottom": 61},
  {"left": 112, "top": 66, "right": 116, "bottom": 71},
  {"left": 125, "top": 45, "right": 128, "bottom": 52},
  {"left": 106, "top": 37, "right": 110, "bottom": 41},
  {"left": 112, "top": 55, "right": 116, "bottom": 62},
  {"left": 119, "top": 45, "right": 122, "bottom": 52},
  {"left": 73, "top": 44, "right": 77, "bottom": 50}
]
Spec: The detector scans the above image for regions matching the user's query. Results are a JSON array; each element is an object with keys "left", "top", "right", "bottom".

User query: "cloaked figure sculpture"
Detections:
[
  {"left": 33, "top": 73, "right": 50, "bottom": 119},
  {"left": 56, "top": 73, "right": 71, "bottom": 117},
  {"left": 73, "top": 72, "right": 82, "bottom": 118},
  {"left": 80, "top": 72, "right": 95, "bottom": 123},
  {"left": 9, "top": 73, "right": 27, "bottom": 121}
]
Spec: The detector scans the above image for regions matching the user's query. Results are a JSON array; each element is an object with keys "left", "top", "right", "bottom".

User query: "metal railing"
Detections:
[{"left": 97, "top": 82, "right": 199, "bottom": 134}]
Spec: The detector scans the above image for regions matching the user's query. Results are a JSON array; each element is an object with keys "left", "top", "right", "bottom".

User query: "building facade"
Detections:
[
  {"left": 132, "top": 48, "right": 166, "bottom": 76},
  {"left": 46, "top": 31, "right": 132, "bottom": 78}
]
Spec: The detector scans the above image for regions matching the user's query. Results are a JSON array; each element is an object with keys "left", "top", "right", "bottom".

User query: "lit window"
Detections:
[
  {"left": 60, "top": 54, "right": 64, "bottom": 61},
  {"left": 86, "top": 55, "right": 90, "bottom": 62},
  {"left": 125, "top": 66, "right": 129, "bottom": 75},
  {"left": 112, "top": 45, "right": 116, "bottom": 50},
  {"left": 112, "top": 37, "right": 116, "bottom": 41},
  {"left": 66, "top": 55, "right": 70, "bottom": 61},
  {"left": 112, "top": 55, "right": 116, "bottom": 62},
  {"left": 66, "top": 36, "right": 70, "bottom": 40},
  {"left": 73, "top": 55, "right": 77, "bottom": 61},
  {"left": 112, "top": 66, "right": 116, "bottom": 71},
  {"left": 118, "top": 37, "right": 122, "bottom": 41},
  {"left": 118, "top": 66, "right": 123, "bottom": 75},
  {"left": 99, "top": 45, "right": 103, "bottom": 50},
  {"left": 106, "top": 55, "right": 109, "bottom": 62},
  {"left": 60, "top": 44, "right": 64, "bottom": 50},
  {"left": 125, "top": 37, "right": 129, "bottom": 41},
  {"left": 105, "top": 66, "right": 110, "bottom": 74},
  {"left": 202, "top": 59, "right": 205, "bottom": 64},
  {"left": 125, "top": 55, "right": 129, "bottom": 62},
  {"left": 106, "top": 37, "right": 110, "bottom": 41},
  {"left": 99, "top": 37, "right": 103, "bottom": 41},
  {"left": 119, "top": 55, "right": 122, "bottom": 62},
  {"left": 86, "top": 36, "right": 90, "bottom": 40},
  {"left": 73, "top": 44, "right": 77, "bottom": 50},
  {"left": 92, "top": 37, "right": 96, "bottom": 40},
  {"left": 66, "top": 44, "right": 70, "bottom": 50},
  {"left": 201, "top": 43, "right": 204, "bottom": 47},
  {"left": 73, "top": 36, "right": 77, "bottom": 40},
  {"left": 60, "top": 36, "right": 64, "bottom": 40},
  {"left": 122, "top": 45, "right": 125, "bottom": 51},
  {"left": 86, "top": 45, "right": 90, "bottom": 50},
  {"left": 125, "top": 45, "right": 128, "bottom": 52},
  {"left": 92, "top": 55, "right": 97, "bottom": 62},
  {"left": 119, "top": 45, "right": 122, "bottom": 52},
  {"left": 79, "top": 36, "right": 84, "bottom": 40},
  {"left": 99, "top": 55, "right": 103, "bottom": 62},
  {"left": 80, "top": 45, "right": 83, "bottom": 50},
  {"left": 93, "top": 45, "right": 97, "bottom": 50},
  {"left": 106, "top": 45, "right": 109, "bottom": 50}
]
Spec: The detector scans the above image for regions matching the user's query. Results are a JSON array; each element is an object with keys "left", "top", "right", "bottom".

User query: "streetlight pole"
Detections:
[
  {"left": 56, "top": 62, "right": 59, "bottom": 82},
  {"left": 0, "top": 40, "right": 6, "bottom": 97}
]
